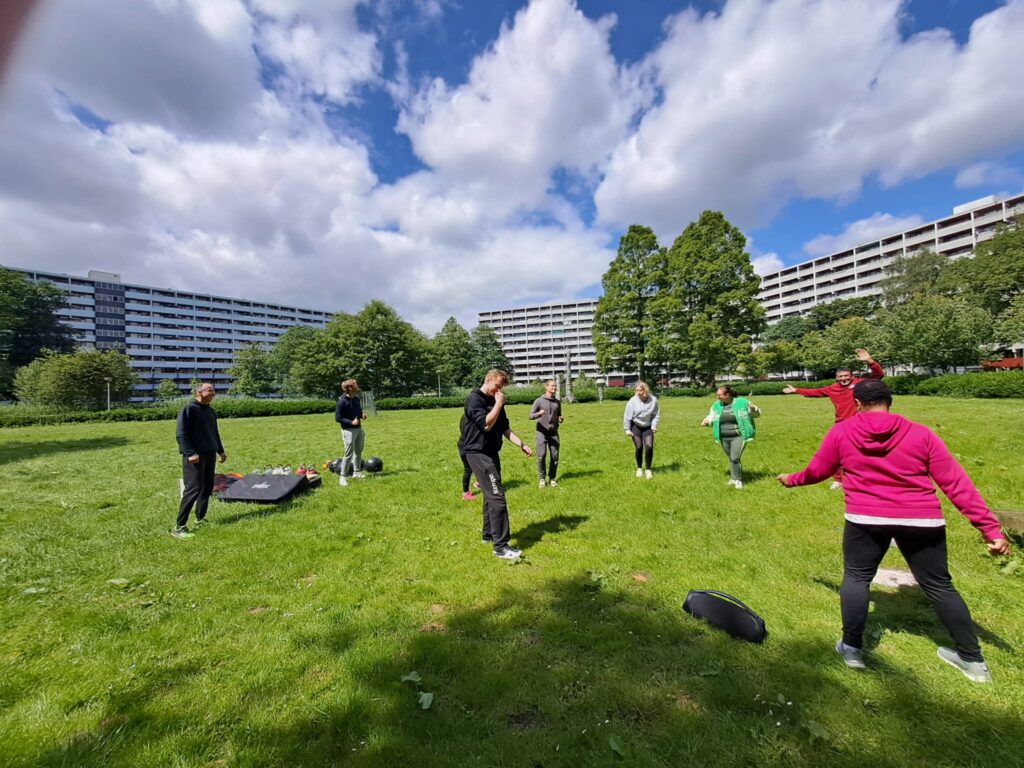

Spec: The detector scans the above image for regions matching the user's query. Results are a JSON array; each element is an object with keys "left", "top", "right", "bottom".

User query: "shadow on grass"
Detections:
[
  {"left": 215, "top": 497, "right": 301, "bottom": 525},
  {"left": 0, "top": 436, "right": 131, "bottom": 466},
  {"left": 556, "top": 469, "right": 603, "bottom": 481},
  {"left": 35, "top": 576, "right": 1024, "bottom": 767},
  {"left": 515, "top": 514, "right": 588, "bottom": 551},
  {"left": 812, "top": 577, "right": 1013, "bottom": 653}
]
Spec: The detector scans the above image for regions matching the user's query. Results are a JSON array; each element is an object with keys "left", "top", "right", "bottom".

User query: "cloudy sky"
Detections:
[{"left": 1, "top": 0, "right": 1023, "bottom": 332}]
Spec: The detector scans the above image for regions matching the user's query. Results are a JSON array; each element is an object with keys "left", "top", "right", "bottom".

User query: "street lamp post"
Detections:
[{"left": 103, "top": 377, "right": 112, "bottom": 411}]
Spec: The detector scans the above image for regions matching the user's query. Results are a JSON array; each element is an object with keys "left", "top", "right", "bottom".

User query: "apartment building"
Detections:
[
  {"left": 758, "top": 193, "right": 1024, "bottom": 324},
  {"left": 7, "top": 266, "right": 332, "bottom": 398},
  {"left": 478, "top": 301, "right": 602, "bottom": 383}
]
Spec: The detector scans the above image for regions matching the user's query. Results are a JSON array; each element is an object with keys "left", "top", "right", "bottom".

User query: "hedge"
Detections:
[
  {"left": 4, "top": 372, "right": 1021, "bottom": 426},
  {"left": 0, "top": 398, "right": 337, "bottom": 428}
]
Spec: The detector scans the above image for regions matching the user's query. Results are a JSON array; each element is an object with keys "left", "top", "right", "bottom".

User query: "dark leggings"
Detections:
[
  {"left": 629, "top": 423, "right": 654, "bottom": 470},
  {"left": 459, "top": 450, "right": 473, "bottom": 493},
  {"left": 841, "top": 521, "right": 982, "bottom": 661}
]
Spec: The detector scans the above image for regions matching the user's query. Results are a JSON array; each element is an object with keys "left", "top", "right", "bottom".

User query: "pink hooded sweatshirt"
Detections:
[{"left": 786, "top": 411, "right": 1003, "bottom": 542}]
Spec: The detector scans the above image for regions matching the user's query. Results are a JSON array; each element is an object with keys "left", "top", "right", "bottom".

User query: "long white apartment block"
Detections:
[
  {"left": 478, "top": 301, "right": 602, "bottom": 383},
  {"left": 6, "top": 266, "right": 332, "bottom": 398},
  {"left": 758, "top": 193, "right": 1024, "bottom": 324}
]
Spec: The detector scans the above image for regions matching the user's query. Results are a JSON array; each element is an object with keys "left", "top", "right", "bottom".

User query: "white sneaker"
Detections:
[
  {"left": 353, "top": 472, "right": 366, "bottom": 479},
  {"left": 494, "top": 547, "right": 522, "bottom": 561},
  {"left": 339, "top": 475, "right": 349, "bottom": 486},
  {"left": 732, "top": 480, "right": 743, "bottom": 489},
  {"left": 538, "top": 479, "right": 546, "bottom": 488},
  {"left": 645, "top": 469, "right": 653, "bottom": 480},
  {"left": 835, "top": 640, "right": 866, "bottom": 670},
  {"left": 830, "top": 481, "right": 842, "bottom": 491},
  {"left": 937, "top": 647, "right": 991, "bottom": 683},
  {"left": 548, "top": 479, "right": 558, "bottom": 488},
  {"left": 635, "top": 468, "right": 643, "bottom": 479}
]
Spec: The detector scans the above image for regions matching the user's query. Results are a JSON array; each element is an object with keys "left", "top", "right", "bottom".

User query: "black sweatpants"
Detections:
[
  {"left": 465, "top": 452, "right": 510, "bottom": 552},
  {"left": 629, "top": 423, "right": 654, "bottom": 469},
  {"left": 459, "top": 450, "right": 473, "bottom": 493},
  {"left": 841, "top": 521, "right": 983, "bottom": 661},
  {"left": 178, "top": 453, "right": 216, "bottom": 529}
]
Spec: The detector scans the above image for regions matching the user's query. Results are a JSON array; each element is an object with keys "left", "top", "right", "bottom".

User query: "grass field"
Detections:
[{"left": 1, "top": 396, "right": 1022, "bottom": 767}]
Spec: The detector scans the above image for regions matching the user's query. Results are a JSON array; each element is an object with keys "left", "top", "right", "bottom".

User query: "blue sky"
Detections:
[{"left": 1, "top": 0, "right": 1022, "bottom": 330}]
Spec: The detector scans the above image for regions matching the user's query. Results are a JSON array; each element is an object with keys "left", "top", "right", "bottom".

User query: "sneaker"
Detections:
[
  {"left": 635, "top": 468, "right": 643, "bottom": 479},
  {"left": 548, "top": 479, "right": 558, "bottom": 488},
  {"left": 645, "top": 469, "right": 653, "bottom": 480},
  {"left": 352, "top": 472, "right": 367, "bottom": 480},
  {"left": 732, "top": 480, "right": 743, "bottom": 489},
  {"left": 835, "top": 639, "right": 866, "bottom": 669},
  {"left": 494, "top": 546, "right": 523, "bottom": 560},
  {"left": 171, "top": 526, "right": 194, "bottom": 540},
  {"left": 462, "top": 492, "right": 476, "bottom": 501},
  {"left": 339, "top": 475, "right": 349, "bottom": 487},
  {"left": 538, "top": 479, "right": 546, "bottom": 488},
  {"left": 193, "top": 517, "right": 206, "bottom": 528},
  {"left": 937, "top": 647, "right": 991, "bottom": 683},
  {"left": 830, "top": 481, "right": 842, "bottom": 491}
]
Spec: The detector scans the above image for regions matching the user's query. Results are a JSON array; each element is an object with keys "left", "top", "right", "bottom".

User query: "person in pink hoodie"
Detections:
[{"left": 777, "top": 379, "right": 1010, "bottom": 683}]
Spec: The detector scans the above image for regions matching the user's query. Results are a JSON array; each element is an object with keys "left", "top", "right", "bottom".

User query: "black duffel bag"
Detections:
[{"left": 683, "top": 590, "right": 767, "bottom": 644}]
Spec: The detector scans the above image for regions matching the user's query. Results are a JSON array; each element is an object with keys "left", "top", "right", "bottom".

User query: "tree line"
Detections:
[{"left": 592, "top": 213, "right": 1024, "bottom": 382}]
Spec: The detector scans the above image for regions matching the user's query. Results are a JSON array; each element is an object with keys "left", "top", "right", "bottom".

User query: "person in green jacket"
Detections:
[{"left": 701, "top": 386, "right": 761, "bottom": 489}]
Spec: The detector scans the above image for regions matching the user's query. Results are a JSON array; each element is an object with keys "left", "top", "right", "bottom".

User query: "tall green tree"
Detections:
[
  {"left": 431, "top": 317, "right": 474, "bottom": 393},
  {"left": 288, "top": 303, "right": 432, "bottom": 398},
  {"left": 761, "top": 316, "right": 815, "bottom": 344},
  {"left": 228, "top": 343, "right": 275, "bottom": 396},
  {"left": 652, "top": 211, "right": 765, "bottom": 386},
  {"left": 994, "top": 293, "right": 1024, "bottom": 348},
  {"left": 806, "top": 296, "right": 879, "bottom": 330},
  {"left": 799, "top": 318, "right": 881, "bottom": 379},
  {"left": 880, "top": 249, "right": 948, "bottom": 306},
  {"left": 592, "top": 225, "right": 666, "bottom": 381},
  {"left": 0, "top": 269, "right": 76, "bottom": 396},
  {"left": 940, "top": 218, "right": 1024, "bottom": 316},
  {"left": 268, "top": 324, "right": 318, "bottom": 393},
  {"left": 14, "top": 350, "right": 137, "bottom": 409},
  {"left": 878, "top": 295, "right": 993, "bottom": 372},
  {"left": 467, "top": 324, "right": 514, "bottom": 386}
]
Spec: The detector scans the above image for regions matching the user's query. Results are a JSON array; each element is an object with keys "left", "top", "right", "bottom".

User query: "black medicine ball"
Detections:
[{"left": 364, "top": 456, "right": 384, "bottom": 473}]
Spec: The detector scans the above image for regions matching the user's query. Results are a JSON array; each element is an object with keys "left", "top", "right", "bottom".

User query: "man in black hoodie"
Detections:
[
  {"left": 174, "top": 382, "right": 226, "bottom": 538},
  {"left": 461, "top": 369, "right": 533, "bottom": 560}
]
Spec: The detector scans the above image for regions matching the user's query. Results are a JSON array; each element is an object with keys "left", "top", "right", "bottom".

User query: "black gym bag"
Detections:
[{"left": 682, "top": 590, "right": 768, "bottom": 644}]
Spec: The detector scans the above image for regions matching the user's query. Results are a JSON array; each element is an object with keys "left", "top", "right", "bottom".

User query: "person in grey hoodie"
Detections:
[
  {"left": 623, "top": 381, "right": 660, "bottom": 479},
  {"left": 529, "top": 379, "right": 564, "bottom": 488}
]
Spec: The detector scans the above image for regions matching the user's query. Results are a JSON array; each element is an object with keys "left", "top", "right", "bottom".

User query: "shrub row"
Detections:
[{"left": 0, "top": 398, "right": 337, "bottom": 428}]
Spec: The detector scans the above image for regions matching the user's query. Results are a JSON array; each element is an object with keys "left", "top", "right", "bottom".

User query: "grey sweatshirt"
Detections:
[
  {"left": 529, "top": 395, "right": 561, "bottom": 433},
  {"left": 623, "top": 395, "right": 660, "bottom": 430}
]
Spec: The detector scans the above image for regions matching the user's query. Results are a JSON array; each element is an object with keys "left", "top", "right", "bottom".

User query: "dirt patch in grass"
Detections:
[
  {"left": 507, "top": 709, "right": 546, "bottom": 730},
  {"left": 632, "top": 572, "right": 651, "bottom": 582},
  {"left": 420, "top": 621, "right": 447, "bottom": 633}
]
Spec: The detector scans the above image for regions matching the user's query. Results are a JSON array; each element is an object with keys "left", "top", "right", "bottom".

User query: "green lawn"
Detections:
[{"left": 1, "top": 397, "right": 1022, "bottom": 767}]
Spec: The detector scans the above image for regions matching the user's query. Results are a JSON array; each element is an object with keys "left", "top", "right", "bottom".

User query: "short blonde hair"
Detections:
[
  {"left": 634, "top": 381, "right": 650, "bottom": 398},
  {"left": 341, "top": 379, "right": 360, "bottom": 394},
  {"left": 485, "top": 369, "right": 509, "bottom": 385}
]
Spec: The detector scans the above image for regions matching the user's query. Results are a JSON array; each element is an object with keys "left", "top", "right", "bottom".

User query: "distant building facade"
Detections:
[
  {"left": 6, "top": 267, "right": 332, "bottom": 399},
  {"left": 478, "top": 301, "right": 603, "bottom": 384},
  {"left": 758, "top": 193, "right": 1024, "bottom": 324}
]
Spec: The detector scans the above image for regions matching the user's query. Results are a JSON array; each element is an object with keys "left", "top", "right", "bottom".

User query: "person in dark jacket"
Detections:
[
  {"left": 461, "top": 369, "right": 533, "bottom": 560},
  {"left": 335, "top": 378, "right": 367, "bottom": 487},
  {"left": 174, "top": 382, "right": 226, "bottom": 538}
]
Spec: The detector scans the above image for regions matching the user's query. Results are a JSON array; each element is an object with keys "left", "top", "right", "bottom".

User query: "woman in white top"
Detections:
[{"left": 623, "top": 381, "right": 660, "bottom": 479}]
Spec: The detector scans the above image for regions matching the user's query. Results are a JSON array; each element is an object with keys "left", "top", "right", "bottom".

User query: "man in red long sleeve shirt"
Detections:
[{"left": 783, "top": 348, "right": 883, "bottom": 489}]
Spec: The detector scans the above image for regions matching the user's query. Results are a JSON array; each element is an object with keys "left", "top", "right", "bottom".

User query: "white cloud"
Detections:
[
  {"left": 803, "top": 213, "right": 924, "bottom": 258},
  {"left": 751, "top": 253, "right": 784, "bottom": 276},
  {"left": 595, "top": 0, "right": 1024, "bottom": 239},
  {"left": 397, "top": 0, "right": 644, "bottom": 214},
  {"left": 954, "top": 161, "right": 1024, "bottom": 190},
  {"left": 3, "top": 0, "right": 1024, "bottom": 337}
]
